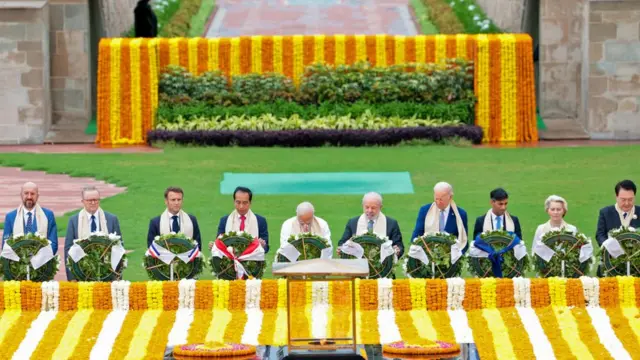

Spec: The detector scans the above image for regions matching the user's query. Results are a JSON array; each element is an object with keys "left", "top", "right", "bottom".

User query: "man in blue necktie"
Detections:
[
  {"left": 64, "top": 186, "right": 123, "bottom": 280},
  {"left": 473, "top": 188, "right": 523, "bottom": 240},
  {"left": 147, "top": 187, "right": 202, "bottom": 250},
  {"left": 2, "top": 182, "right": 58, "bottom": 253}
]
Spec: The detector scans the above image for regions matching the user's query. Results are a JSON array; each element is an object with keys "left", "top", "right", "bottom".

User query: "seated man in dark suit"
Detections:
[
  {"left": 338, "top": 192, "right": 403, "bottom": 257},
  {"left": 596, "top": 179, "right": 640, "bottom": 245},
  {"left": 473, "top": 188, "right": 523, "bottom": 240},
  {"left": 147, "top": 186, "right": 202, "bottom": 249},
  {"left": 65, "top": 186, "right": 123, "bottom": 280},
  {"left": 212, "top": 186, "right": 269, "bottom": 253},
  {"left": 411, "top": 182, "right": 468, "bottom": 258}
]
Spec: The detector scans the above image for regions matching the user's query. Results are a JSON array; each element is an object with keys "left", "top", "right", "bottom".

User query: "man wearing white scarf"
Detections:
[
  {"left": 2, "top": 182, "right": 58, "bottom": 253},
  {"left": 279, "top": 202, "right": 331, "bottom": 246},
  {"left": 596, "top": 180, "right": 640, "bottom": 245},
  {"left": 472, "top": 188, "right": 523, "bottom": 240},
  {"left": 64, "top": 186, "right": 123, "bottom": 280},
  {"left": 411, "top": 182, "right": 468, "bottom": 253},
  {"left": 214, "top": 187, "right": 269, "bottom": 253},
  {"left": 147, "top": 187, "right": 202, "bottom": 249},
  {"left": 337, "top": 192, "right": 403, "bottom": 257}
]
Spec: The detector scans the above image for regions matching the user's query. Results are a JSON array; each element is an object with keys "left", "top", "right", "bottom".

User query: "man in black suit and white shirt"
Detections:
[{"left": 596, "top": 180, "right": 640, "bottom": 245}]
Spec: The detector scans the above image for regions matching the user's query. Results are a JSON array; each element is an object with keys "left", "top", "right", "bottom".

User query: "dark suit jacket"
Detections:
[
  {"left": 596, "top": 205, "right": 640, "bottom": 245},
  {"left": 147, "top": 213, "right": 202, "bottom": 249},
  {"left": 217, "top": 213, "right": 270, "bottom": 253},
  {"left": 134, "top": 1, "right": 158, "bottom": 37},
  {"left": 65, "top": 211, "right": 122, "bottom": 280},
  {"left": 338, "top": 215, "right": 404, "bottom": 257},
  {"left": 473, "top": 213, "right": 522, "bottom": 240},
  {"left": 2, "top": 207, "right": 58, "bottom": 253},
  {"left": 411, "top": 204, "right": 468, "bottom": 242}
]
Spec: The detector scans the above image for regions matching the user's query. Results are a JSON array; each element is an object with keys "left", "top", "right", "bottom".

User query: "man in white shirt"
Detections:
[
  {"left": 473, "top": 187, "right": 523, "bottom": 240},
  {"left": 279, "top": 202, "right": 331, "bottom": 246}
]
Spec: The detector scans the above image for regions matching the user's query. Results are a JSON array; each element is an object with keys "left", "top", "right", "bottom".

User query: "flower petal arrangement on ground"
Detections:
[{"left": 0, "top": 277, "right": 639, "bottom": 359}]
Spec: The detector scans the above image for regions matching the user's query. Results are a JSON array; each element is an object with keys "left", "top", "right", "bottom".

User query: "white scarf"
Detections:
[
  {"left": 12, "top": 204, "right": 48, "bottom": 238},
  {"left": 615, "top": 204, "right": 636, "bottom": 228},
  {"left": 422, "top": 200, "right": 467, "bottom": 256},
  {"left": 77, "top": 208, "right": 108, "bottom": 240},
  {"left": 159, "top": 209, "right": 194, "bottom": 238},
  {"left": 356, "top": 212, "right": 387, "bottom": 237},
  {"left": 482, "top": 209, "right": 515, "bottom": 232},
  {"left": 290, "top": 216, "right": 323, "bottom": 237},
  {"left": 225, "top": 209, "right": 259, "bottom": 238}
]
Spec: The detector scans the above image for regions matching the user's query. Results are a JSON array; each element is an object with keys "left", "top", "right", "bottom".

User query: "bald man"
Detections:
[{"left": 2, "top": 182, "right": 58, "bottom": 253}]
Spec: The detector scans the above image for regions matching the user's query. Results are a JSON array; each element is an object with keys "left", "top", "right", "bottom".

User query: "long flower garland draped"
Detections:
[
  {"left": 0, "top": 277, "right": 639, "bottom": 359},
  {"left": 96, "top": 34, "right": 537, "bottom": 147}
]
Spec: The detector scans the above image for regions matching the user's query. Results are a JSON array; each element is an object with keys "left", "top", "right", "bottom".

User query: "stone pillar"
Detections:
[
  {"left": 49, "top": 0, "right": 90, "bottom": 131},
  {"left": 0, "top": 1, "right": 51, "bottom": 144},
  {"left": 538, "top": 0, "right": 587, "bottom": 120}
]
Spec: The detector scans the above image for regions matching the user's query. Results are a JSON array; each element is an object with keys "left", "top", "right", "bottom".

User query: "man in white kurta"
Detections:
[{"left": 279, "top": 202, "right": 331, "bottom": 247}]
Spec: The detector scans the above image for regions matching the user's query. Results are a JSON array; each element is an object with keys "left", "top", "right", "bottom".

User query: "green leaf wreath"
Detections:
[
  {"left": 533, "top": 229, "right": 592, "bottom": 278},
  {"left": 468, "top": 230, "right": 529, "bottom": 278},
  {"left": 276, "top": 233, "right": 332, "bottom": 262},
  {"left": 144, "top": 233, "right": 204, "bottom": 281},
  {"left": 404, "top": 232, "right": 464, "bottom": 279},
  {"left": 210, "top": 231, "right": 266, "bottom": 280},
  {"left": 66, "top": 233, "right": 127, "bottom": 281},
  {"left": 601, "top": 227, "right": 640, "bottom": 277},
  {"left": 1, "top": 233, "right": 59, "bottom": 281},
  {"left": 339, "top": 231, "right": 396, "bottom": 279}
]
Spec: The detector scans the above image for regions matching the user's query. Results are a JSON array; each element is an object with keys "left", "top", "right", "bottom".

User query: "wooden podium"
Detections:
[{"left": 272, "top": 259, "right": 369, "bottom": 359}]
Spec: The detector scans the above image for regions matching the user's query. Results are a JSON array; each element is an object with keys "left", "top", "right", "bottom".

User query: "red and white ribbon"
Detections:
[{"left": 212, "top": 238, "right": 265, "bottom": 279}]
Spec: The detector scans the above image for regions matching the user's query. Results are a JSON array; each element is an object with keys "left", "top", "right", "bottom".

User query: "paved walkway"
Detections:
[{"left": 206, "top": 0, "right": 418, "bottom": 37}]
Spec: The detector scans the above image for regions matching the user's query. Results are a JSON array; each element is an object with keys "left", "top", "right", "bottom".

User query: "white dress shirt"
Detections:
[{"left": 87, "top": 212, "right": 100, "bottom": 231}]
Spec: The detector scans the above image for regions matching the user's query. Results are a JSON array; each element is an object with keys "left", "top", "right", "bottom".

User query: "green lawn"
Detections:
[{"left": 1, "top": 145, "right": 638, "bottom": 281}]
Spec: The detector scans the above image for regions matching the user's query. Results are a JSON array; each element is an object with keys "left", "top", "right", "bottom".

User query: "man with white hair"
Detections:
[
  {"left": 2, "top": 182, "right": 58, "bottom": 253},
  {"left": 411, "top": 182, "right": 468, "bottom": 253},
  {"left": 337, "top": 192, "right": 403, "bottom": 257},
  {"left": 279, "top": 202, "right": 331, "bottom": 246}
]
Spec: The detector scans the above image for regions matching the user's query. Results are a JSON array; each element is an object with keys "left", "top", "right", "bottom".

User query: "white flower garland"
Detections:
[
  {"left": 515, "top": 307, "right": 556, "bottom": 359},
  {"left": 111, "top": 281, "right": 130, "bottom": 311},
  {"left": 11, "top": 310, "right": 58, "bottom": 360},
  {"left": 377, "top": 278, "right": 401, "bottom": 344},
  {"left": 581, "top": 276, "right": 600, "bottom": 307},
  {"left": 448, "top": 309, "right": 474, "bottom": 344},
  {"left": 446, "top": 277, "right": 465, "bottom": 310},
  {"left": 512, "top": 277, "right": 531, "bottom": 308},
  {"left": 178, "top": 279, "right": 196, "bottom": 310},
  {"left": 586, "top": 307, "right": 633, "bottom": 360},
  {"left": 311, "top": 281, "right": 329, "bottom": 340},
  {"left": 241, "top": 279, "right": 263, "bottom": 345},
  {"left": 90, "top": 310, "right": 128, "bottom": 360},
  {"left": 40, "top": 281, "right": 59, "bottom": 312}
]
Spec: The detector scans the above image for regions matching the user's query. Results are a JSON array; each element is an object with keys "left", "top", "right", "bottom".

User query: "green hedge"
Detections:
[
  {"left": 445, "top": 0, "right": 501, "bottom": 33},
  {"left": 155, "top": 113, "right": 462, "bottom": 131},
  {"left": 156, "top": 100, "right": 476, "bottom": 125},
  {"left": 159, "top": 60, "right": 476, "bottom": 106}
]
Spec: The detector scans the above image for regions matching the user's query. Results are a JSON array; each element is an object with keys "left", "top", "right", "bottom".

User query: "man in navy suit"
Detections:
[
  {"left": 65, "top": 186, "right": 123, "bottom": 280},
  {"left": 213, "top": 187, "right": 269, "bottom": 253},
  {"left": 2, "top": 182, "right": 58, "bottom": 253},
  {"left": 147, "top": 187, "right": 202, "bottom": 249},
  {"left": 596, "top": 180, "right": 640, "bottom": 245},
  {"left": 411, "top": 182, "right": 468, "bottom": 249},
  {"left": 473, "top": 188, "right": 522, "bottom": 240}
]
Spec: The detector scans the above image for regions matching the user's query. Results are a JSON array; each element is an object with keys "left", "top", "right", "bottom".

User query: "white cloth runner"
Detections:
[
  {"left": 339, "top": 239, "right": 395, "bottom": 263},
  {"left": 277, "top": 242, "right": 332, "bottom": 262}
]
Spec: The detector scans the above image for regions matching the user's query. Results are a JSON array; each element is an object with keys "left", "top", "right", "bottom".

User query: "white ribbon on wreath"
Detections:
[
  {"left": 69, "top": 239, "right": 127, "bottom": 271},
  {"left": 1, "top": 240, "right": 56, "bottom": 270},
  {"left": 277, "top": 242, "right": 332, "bottom": 263},
  {"left": 339, "top": 239, "right": 396, "bottom": 263},
  {"left": 602, "top": 237, "right": 626, "bottom": 259}
]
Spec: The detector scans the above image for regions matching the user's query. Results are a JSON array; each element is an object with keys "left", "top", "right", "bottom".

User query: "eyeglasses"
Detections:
[{"left": 83, "top": 199, "right": 100, "bottom": 203}]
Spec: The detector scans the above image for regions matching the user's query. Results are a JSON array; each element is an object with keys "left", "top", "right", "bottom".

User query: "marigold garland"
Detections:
[
  {"left": 495, "top": 279, "right": 515, "bottom": 308},
  {"left": 467, "top": 310, "right": 498, "bottom": 360},
  {"left": 29, "top": 311, "right": 75, "bottom": 359},
  {"left": 571, "top": 307, "right": 615, "bottom": 359},
  {"left": 19, "top": 281, "right": 41, "bottom": 311},
  {"left": 534, "top": 307, "right": 575, "bottom": 359},
  {"left": 600, "top": 278, "right": 620, "bottom": 307},
  {"left": 0, "top": 311, "right": 39, "bottom": 359},
  {"left": 426, "top": 280, "right": 447, "bottom": 311},
  {"left": 108, "top": 311, "right": 145, "bottom": 360},
  {"left": 145, "top": 310, "right": 177, "bottom": 357},
  {"left": 67, "top": 310, "right": 110, "bottom": 359},
  {"left": 499, "top": 308, "right": 536, "bottom": 359},
  {"left": 606, "top": 307, "right": 640, "bottom": 356},
  {"left": 482, "top": 309, "right": 517, "bottom": 359}
]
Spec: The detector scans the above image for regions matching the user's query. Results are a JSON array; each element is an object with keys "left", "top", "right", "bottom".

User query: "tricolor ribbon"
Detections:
[
  {"left": 145, "top": 242, "right": 201, "bottom": 265},
  {"left": 212, "top": 238, "right": 265, "bottom": 279}
]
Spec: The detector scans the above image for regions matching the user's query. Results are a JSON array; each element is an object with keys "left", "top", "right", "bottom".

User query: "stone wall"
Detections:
[
  {"left": 98, "top": 0, "right": 138, "bottom": 37},
  {"left": 475, "top": 0, "right": 527, "bottom": 32},
  {"left": 0, "top": 1, "right": 51, "bottom": 144},
  {"left": 589, "top": 0, "right": 640, "bottom": 139}
]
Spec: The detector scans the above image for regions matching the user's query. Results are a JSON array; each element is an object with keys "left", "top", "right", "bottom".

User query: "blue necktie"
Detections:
[
  {"left": 624, "top": 213, "right": 628, "bottom": 219},
  {"left": 90, "top": 215, "right": 97, "bottom": 233},
  {"left": 496, "top": 216, "right": 502, "bottom": 230},
  {"left": 25, "top": 212, "right": 34, "bottom": 234},
  {"left": 439, "top": 210, "right": 446, "bottom": 231},
  {"left": 172, "top": 215, "right": 180, "bottom": 233},
  {"left": 367, "top": 220, "right": 374, "bottom": 231}
]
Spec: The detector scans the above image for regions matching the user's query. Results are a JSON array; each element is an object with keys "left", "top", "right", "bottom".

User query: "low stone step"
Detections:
[
  {"left": 538, "top": 118, "right": 590, "bottom": 140},
  {"left": 44, "top": 129, "right": 95, "bottom": 144}
]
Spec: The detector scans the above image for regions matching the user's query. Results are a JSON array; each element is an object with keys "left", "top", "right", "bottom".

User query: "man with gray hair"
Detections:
[
  {"left": 337, "top": 192, "right": 404, "bottom": 257},
  {"left": 64, "top": 186, "right": 123, "bottom": 280},
  {"left": 279, "top": 201, "right": 331, "bottom": 246},
  {"left": 411, "top": 182, "right": 468, "bottom": 254}
]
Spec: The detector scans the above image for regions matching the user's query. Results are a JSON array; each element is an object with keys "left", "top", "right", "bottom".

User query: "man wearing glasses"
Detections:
[{"left": 64, "top": 186, "right": 123, "bottom": 280}]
